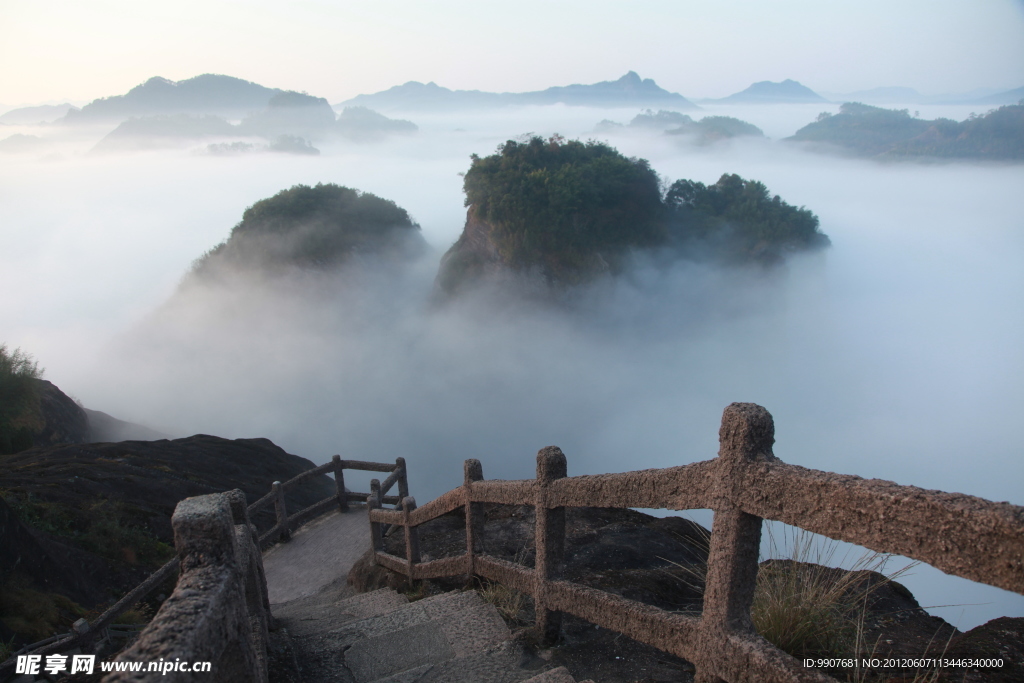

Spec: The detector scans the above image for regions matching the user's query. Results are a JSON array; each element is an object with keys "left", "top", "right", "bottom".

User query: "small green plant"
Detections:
[
  {"left": 402, "top": 582, "right": 428, "bottom": 602},
  {"left": 0, "top": 636, "right": 17, "bottom": 662}
]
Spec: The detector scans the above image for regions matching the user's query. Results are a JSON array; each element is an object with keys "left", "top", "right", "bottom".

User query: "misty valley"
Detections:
[{"left": 2, "top": 71, "right": 1023, "bottom": 664}]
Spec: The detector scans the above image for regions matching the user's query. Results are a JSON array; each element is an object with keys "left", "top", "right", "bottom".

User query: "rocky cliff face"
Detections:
[{"left": 434, "top": 207, "right": 504, "bottom": 295}]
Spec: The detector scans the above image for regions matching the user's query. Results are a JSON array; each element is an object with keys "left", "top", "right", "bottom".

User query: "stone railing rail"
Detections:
[
  {"left": 0, "top": 455, "right": 407, "bottom": 681},
  {"left": 248, "top": 454, "right": 409, "bottom": 545},
  {"left": 367, "top": 403, "right": 1024, "bottom": 683}
]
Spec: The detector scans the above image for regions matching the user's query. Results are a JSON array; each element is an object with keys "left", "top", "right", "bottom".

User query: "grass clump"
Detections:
[
  {"left": 753, "top": 559, "right": 863, "bottom": 658},
  {"left": 0, "top": 574, "right": 87, "bottom": 643},
  {"left": 477, "top": 579, "right": 528, "bottom": 625},
  {"left": 752, "top": 526, "right": 914, "bottom": 661},
  {"left": 664, "top": 523, "right": 913, "bottom": 664}
]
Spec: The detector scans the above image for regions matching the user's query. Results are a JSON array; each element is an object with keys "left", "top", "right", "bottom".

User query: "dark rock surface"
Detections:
[
  {"left": 0, "top": 434, "right": 335, "bottom": 646},
  {"left": 942, "top": 616, "right": 1024, "bottom": 682},
  {"left": 30, "top": 379, "right": 90, "bottom": 449},
  {"left": 0, "top": 434, "right": 334, "bottom": 544}
]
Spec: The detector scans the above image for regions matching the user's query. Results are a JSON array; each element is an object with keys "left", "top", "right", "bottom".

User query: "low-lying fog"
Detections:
[{"left": 2, "top": 103, "right": 1021, "bottom": 630}]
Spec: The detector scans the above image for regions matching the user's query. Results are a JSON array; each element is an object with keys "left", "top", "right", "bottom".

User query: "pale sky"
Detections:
[{"left": 2, "top": 0, "right": 1024, "bottom": 106}]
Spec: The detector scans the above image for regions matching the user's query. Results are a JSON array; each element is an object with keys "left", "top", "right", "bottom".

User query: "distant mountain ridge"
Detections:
[
  {"left": 0, "top": 103, "right": 78, "bottom": 124},
  {"left": 63, "top": 74, "right": 283, "bottom": 123},
  {"left": 974, "top": 86, "right": 1024, "bottom": 105},
  {"left": 788, "top": 102, "right": 1024, "bottom": 160},
  {"left": 705, "top": 79, "right": 826, "bottom": 104},
  {"left": 339, "top": 71, "right": 698, "bottom": 112},
  {"left": 817, "top": 85, "right": 1024, "bottom": 106}
]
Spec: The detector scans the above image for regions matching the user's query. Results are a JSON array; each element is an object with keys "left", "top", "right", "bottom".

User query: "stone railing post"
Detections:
[
  {"left": 396, "top": 457, "right": 410, "bottom": 501},
  {"left": 464, "top": 459, "right": 485, "bottom": 575},
  {"left": 368, "top": 479, "right": 383, "bottom": 557},
  {"left": 695, "top": 403, "right": 775, "bottom": 683},
  {"left": 272, "top": 481, "right": 290, "bottom": 542},
  {"left": 333, "top": 455, "right": 348, "bottom": 512},
  {"left": 402, "top": 497, "right": 421, "bottom": 568},
  {"left": 535, "top": 446, "right": 567, "bottom": 647}
]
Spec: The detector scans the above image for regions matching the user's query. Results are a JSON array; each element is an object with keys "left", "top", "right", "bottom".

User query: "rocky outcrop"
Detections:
[
  {"left": 9, "top": 378, "right": 166, "bottom": 452},
  {"left": 83, "top": 408, "right": 168, "bottom": 443},
  {"left": 188, "top": 184, "right": 428, "bottom": 280},
  {"left": 29, "top": 379, "right": 90, "bottom": 448},
  {"left": 0, "top": 434, "right": 335, "bottom": 646},
  {"left": 435, "top": 136, "right": 829, "bottom": 297}
]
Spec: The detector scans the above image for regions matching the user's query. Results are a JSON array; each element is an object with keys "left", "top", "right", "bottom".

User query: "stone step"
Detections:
[
  {"left": 274, "top": 587, "right": 409, "bottom": 638},
  {"left": 521, "top": 667, "right": 576, "bottom": 683},
  {"left": 520, "top": 666, "right": 594, "bottom": 683},
  {"left": 330, "top": 591, "right": 514, "bottom": 682},
  {"left": 282, "top": 589, "right": 548, "bottom": 682},
  {"left": 276, "top": 588, "right": 587, "bottom": 683}
]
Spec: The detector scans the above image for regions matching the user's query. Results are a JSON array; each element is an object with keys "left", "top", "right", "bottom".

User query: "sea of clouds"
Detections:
[{"left": 1, "top": 101, "right": 1021, "bottom": 629}]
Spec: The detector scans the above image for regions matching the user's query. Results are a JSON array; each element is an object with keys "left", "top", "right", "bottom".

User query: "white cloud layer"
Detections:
[{"left": 1, "top": 103, "right": 1022, "bottom": 630}]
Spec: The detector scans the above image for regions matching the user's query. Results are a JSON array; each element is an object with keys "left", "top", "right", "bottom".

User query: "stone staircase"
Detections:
[{"left": 271, "top": 586, "right": 592, "bottom": 683}]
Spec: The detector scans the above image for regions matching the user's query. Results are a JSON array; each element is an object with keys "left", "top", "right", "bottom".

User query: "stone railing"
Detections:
[
  {"left": 0, "top": 455, "right": 407, "bottom": 680},
  {"left": 367, "top": 403, "right": 1024, "bottom": 683},
  {"left": 247, "top": 454, "right": 409, "bottom": 545},
  {"left": 103, "top": 490, "right": 270, "bottom": 682}
]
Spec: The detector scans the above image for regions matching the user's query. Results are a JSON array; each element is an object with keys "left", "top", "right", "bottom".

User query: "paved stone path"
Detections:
[
  {"left": 262, "top": 507, "right": 369, "bottom": 604},
  {"left": 260, "top": 509, "right": 591, "bottom": 682}
]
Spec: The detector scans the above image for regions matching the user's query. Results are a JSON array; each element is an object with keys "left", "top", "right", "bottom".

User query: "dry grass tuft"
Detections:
[
  {"left": 478, "top": 580, "right": 528, "bottom": 624},
  {"left": 664, "top": 522, "right": 916, "bottom": 665}
]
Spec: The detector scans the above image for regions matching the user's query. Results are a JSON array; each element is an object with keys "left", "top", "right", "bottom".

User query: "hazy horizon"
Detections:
[{"left": 2, "top": 1, "right": 1023, "bottom": 108}]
